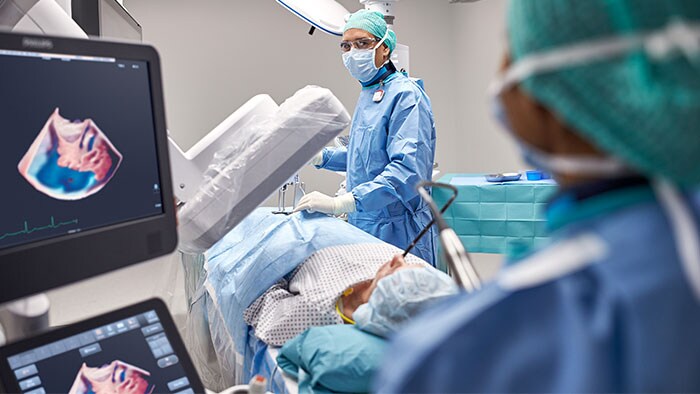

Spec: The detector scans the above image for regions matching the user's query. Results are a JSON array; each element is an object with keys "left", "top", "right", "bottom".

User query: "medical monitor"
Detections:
[
  {"left": 0, "top": 298, "right": 205, "bottom": 393},
  {"left": 0, "top": 32, "right": 177, "bottom": 304}
]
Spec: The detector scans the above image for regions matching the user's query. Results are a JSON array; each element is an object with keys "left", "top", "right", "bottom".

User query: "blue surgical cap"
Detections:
[
  {"left": 354, "top": 267, "right": 458, "bottom": 338},
  {"left": 344, "top": 9, "right": 397, "bottom": 53},
  {"left": 507, "top": 0, "right": 700, "bottom": 185}
]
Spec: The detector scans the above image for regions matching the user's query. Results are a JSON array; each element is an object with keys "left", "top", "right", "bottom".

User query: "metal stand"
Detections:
[
  {"left": 0, "top": 294, "right": 50, "bottom": 345},
  {"left": 272, "top": 175, "right": 305, "bottom": 215}
]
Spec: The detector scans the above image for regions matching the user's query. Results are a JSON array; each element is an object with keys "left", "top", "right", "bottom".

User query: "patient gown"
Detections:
[{"left": 244, "top": 243, "right": 427, "bottom": 346}]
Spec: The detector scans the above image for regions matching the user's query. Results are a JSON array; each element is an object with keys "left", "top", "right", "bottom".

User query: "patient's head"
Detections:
[
  {"left": 368, "top": 254, "right": 424, "bottom": 295},
  {"left": 341, "top": 255, "right": 459, "bottom": 337}
]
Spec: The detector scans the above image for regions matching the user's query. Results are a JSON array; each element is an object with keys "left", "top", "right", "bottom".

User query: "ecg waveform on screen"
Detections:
[{"left": 0, "top": 217, "right": 79, "bottom": 241}]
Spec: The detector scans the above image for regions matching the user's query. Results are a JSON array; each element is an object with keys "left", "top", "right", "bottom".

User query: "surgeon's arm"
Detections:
[
  {"left": 316, "top": 146, "right": 348, "bottom": 172},
  {"left": 352, "top": 92, "right": 434, "bottom": 212}
]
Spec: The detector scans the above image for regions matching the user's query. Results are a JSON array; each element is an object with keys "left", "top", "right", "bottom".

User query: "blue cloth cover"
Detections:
[
  {"left": 320, "top": 72, "right": 438, "bottom": 265},
  {"left": 278, "top": 325, "right": 387, "bottom": 393},
  {"left": 374, "top": 188, "right": 700, "bottom": 392},
  {"left": 434, "top": 174, "right": 557, "bottom": 255},
  {"left": 205, "top": 208, "right": 382, "bottom": 377}
]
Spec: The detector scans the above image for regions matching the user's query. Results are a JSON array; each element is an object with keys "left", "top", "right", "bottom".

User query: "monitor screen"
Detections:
[
  {"left": 0, "top": 32, "right": 177, "bottom": 304},
  {"left": 0, "top": 50, "right": 162, "bottom": 251},
  {"left": 0, "top": 299, "right": 205, "bottom": 394}
]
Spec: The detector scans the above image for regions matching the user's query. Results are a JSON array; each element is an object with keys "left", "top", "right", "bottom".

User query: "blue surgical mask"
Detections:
[
  {"left": 343, "top": 49, "right": 379, "bottom": 83},
  {"left": 342, "top": 30, "right": 389, "bottom": 83},
  {"left": 489, "top": 93, "right": 629, "bottom": 177}
]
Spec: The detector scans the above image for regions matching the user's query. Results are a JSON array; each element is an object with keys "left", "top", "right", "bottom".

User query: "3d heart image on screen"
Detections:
[
  {"left": 18, "top": 108, "right": 123, "bottom": 200},
  {"left": 68, "top": 360, "right": 155, "bottom": 394}
]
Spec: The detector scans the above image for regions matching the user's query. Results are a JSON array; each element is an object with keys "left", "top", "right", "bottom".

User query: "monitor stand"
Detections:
[{"left": 0, "top": 294, "right": 50, "bottom": 345}]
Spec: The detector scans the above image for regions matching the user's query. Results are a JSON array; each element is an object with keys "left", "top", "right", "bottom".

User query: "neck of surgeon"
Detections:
[{"left": 362, "top": 61, "right": 397, "bottom": 88}]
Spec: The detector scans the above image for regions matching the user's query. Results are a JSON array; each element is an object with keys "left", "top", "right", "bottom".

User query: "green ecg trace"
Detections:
[{"left": 0, "top": 217, "right": 79, "bottom": 240}]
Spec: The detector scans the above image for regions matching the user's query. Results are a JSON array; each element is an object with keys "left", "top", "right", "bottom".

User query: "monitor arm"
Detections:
[{"left": 0, "top": 0, "right": 86, "bottom": 38}]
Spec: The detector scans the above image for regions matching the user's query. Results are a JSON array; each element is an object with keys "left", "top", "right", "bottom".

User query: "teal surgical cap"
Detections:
[
  {"left": 344, "top": 9, "right": 397, "bottom": 53},
  {"left": 354, "top": 267, "right": 458, "bottom": 338},
  {"left": 507, "top": 0, "right": 700, "bottom": 185}
]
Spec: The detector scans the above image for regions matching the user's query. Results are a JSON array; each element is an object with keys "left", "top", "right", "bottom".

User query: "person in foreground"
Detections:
[{"left": 374, "top": 0, "right": 700, "bottom": 392}]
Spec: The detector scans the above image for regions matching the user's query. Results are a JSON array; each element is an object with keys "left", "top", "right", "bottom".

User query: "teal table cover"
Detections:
[{"left": 433, "top": 174, "right": 558, "bottom": 255}]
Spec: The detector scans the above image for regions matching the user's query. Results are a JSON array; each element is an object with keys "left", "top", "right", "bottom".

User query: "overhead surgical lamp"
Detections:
[
  {"left": 276, "top": 0, "right": 480, "bottom": 77},
  {"left": 276, "top": 0, "right": 349, "bottom": 36}
]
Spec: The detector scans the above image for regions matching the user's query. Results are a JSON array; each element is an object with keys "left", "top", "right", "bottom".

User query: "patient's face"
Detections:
[
  {"left": 340, "top": 255, "right": 423, "bottom": 320},
  {"left": 368, "top": 255, "right": 422, "bottom": 296}
]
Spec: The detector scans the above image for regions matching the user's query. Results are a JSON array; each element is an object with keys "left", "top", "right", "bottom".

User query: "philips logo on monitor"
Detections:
[{"left": 22, "top": 37, "right": 53, "bottom": 50}]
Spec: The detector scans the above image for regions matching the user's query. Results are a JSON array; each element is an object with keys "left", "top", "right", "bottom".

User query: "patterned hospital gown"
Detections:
[{"left": 243, "top": 243, "right": 428, "bottom": 346}]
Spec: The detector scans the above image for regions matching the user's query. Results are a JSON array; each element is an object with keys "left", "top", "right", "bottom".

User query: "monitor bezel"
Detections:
[
  {"left": 0, "top": 32, "right": 178, "bottom": 304},
  {"left": 0, "top": 298, "right": 205, "bottom": 393}
]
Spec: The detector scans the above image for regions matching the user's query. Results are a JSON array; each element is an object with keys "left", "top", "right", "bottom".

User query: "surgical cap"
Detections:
[
  {"left": 344, "top": 10, "right": 397, "bottom": 53},
  {"left": 507, "top": 0, "right": 700, "bottom": 185},
  {"left": 354, "top": 267, "right": 458, "bottom": 338}
]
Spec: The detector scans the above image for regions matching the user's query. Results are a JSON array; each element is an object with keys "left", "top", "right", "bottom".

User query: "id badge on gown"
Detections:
[{"left": 373, "top": 89, "right": 385, "bottom": 103}]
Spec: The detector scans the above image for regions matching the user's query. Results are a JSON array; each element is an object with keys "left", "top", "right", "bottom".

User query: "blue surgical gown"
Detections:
[
  {"left": 374, "top": 182, "right": 700, "bottom": 392},
  {"left": 319, "top": 71, "right": 438, "bottom": 265}
]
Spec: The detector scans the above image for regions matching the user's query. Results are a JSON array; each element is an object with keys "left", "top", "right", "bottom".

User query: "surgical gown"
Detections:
[
  {"left": 374, "top": 180, "right": 700, "bottom": 392},
  {"left": 319, "top": 72, "right": 438, "bottom": 265}
]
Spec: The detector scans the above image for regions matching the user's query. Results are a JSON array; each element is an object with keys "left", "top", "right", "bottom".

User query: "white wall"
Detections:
[
  {"left": 124, "top": 0, "right": 522, "bottom": 197},
  {"left": 450, "top": 0, "right": 523, "bottom": 173}
]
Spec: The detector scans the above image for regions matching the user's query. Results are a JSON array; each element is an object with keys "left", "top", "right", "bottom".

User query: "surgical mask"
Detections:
[
  {"left": 485, "top": 21, "right": 700, "bottom": 177},
  {"left": 489, "top": 94, "right": 629, "bottom": 177},
  {"left": 342, "top": 29, "right": 390, "bottom": 83}
]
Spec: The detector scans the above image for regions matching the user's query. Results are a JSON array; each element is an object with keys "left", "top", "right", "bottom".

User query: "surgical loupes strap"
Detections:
[{"left": 653, "top": 179, "right": 700, "bottom": 302}]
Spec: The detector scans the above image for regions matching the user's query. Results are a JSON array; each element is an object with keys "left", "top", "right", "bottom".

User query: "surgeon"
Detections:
[
  {"left": 295, "top": 10, "right": 438, "bottom": 265},
  {"left": 374, "top": 0, "right": 700, "bottom": 392}
]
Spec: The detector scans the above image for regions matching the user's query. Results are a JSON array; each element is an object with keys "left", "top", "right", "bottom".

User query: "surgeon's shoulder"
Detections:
[
  {"left": 375, "top": 279, "right": 573, "bottom": 393},
  {"left": 389, "top": 73, "right": 430, "bottom": 102},
  {"left": 374, "top": 284, "right": 507, "bottom": 391}
]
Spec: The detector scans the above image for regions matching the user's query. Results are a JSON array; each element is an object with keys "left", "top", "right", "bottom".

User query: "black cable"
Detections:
[
  {"left": 417, "top": 181, "right": 481, "bottom": 291},
  {"left": 402, "top": 181, "right": 458, "bottom": 257}
]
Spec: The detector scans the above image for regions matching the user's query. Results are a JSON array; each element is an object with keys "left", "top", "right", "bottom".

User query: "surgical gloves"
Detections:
[
  {"left": 294, "top": 191, "right": 356, "bottom": 215},
  {"left": 310, "top": 150, "right": 324, "bottom": 167}
]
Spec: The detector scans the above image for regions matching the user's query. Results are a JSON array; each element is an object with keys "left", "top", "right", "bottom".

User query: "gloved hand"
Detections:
[
  {"left": 293, "top": 191, "right": 356, "bottom": 215},
  {"left": 309, "top": 150, "right": 324, "bottom": 167}
]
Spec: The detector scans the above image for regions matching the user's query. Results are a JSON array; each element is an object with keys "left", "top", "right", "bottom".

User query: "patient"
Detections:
[{"left": 244, "top": 244, "right": 457, "bottom": 346}]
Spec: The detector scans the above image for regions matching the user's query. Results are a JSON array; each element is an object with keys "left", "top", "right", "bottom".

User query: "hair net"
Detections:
[
  {"left": 344, "top": 10, "right": 397, "bottom": 53},
  {"left": 354, "top": 267, "right": 458, "bottom": 338},
  {"left": 507, "top": 0, "right": 700, "bottom": 186}
]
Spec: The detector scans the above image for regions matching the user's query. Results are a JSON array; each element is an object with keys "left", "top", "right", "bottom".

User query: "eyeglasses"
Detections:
[{"left": 340, "top": 37, "right": 380, "bottom": 53}]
